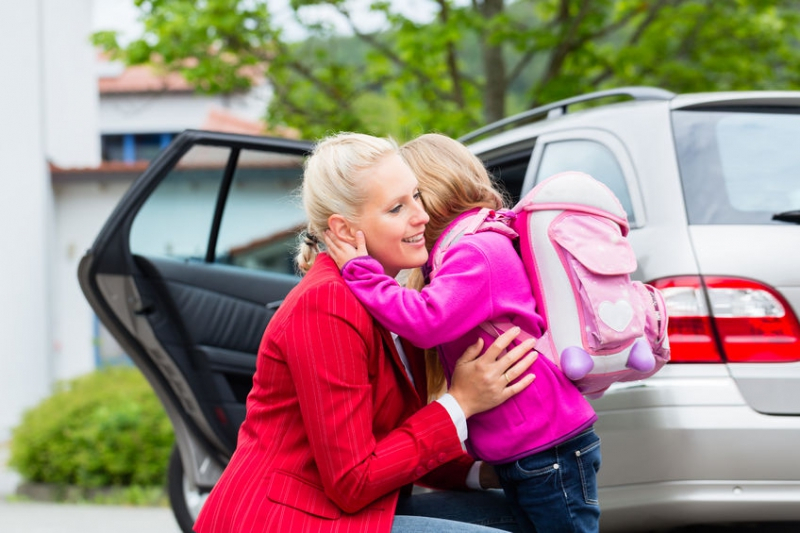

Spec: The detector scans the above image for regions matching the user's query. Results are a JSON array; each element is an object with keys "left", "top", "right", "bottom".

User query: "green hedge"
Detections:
[{"left": 9, "top": 366, "right": 174, "bottom": 488}]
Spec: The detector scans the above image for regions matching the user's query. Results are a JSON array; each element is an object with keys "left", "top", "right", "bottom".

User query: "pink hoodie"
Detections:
[{"left": 341, "top": 212, "right": 596, "bottom": 464}]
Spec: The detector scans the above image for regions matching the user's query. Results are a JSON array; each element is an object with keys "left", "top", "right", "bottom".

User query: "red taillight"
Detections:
[{"left": 651, "top": 276, "right": 800, "bottom": 363}]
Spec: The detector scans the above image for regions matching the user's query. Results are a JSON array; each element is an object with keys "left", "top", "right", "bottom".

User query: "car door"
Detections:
[{"left": 78, "top": 130, "right": 312, "bottom": 474}]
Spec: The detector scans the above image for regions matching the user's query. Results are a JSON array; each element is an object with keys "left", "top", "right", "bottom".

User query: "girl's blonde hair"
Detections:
[
  {"left": 295, "top": 132, "right": 399, "bottom": 273},
  {"left": 400, "top": 133, "right": 509, "bottom": 399},
  {"left": 399, "top": 133, "right": 507, "bottom": 253}
]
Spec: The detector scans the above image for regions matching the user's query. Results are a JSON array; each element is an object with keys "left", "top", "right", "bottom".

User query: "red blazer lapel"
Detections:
[
  {"left": 400, "top": 338, "right": 429, "bottom": 402},
  {"left": 377, "top": 326, "right": 426, "bottom": 403}
]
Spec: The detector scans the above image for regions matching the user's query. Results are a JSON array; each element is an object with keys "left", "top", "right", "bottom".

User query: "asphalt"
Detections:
[{"left": 0, "top": 440, "right": 182, "bottom": 533}]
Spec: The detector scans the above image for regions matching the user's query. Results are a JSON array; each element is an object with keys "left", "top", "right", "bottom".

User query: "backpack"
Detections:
[{"left": 428, "top": 171, "right": 670, "bottom": 398}]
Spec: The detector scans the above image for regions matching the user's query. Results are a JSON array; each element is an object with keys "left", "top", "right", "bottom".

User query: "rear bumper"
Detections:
[
  {"left": 599, "top": 481, "right": 800, "bottom": 532},
  {"left": 592, "top": 366, "right": 800, "bottom": 531}
]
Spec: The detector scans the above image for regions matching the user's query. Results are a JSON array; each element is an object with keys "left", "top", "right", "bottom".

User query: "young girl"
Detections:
[{"left": 324, "top": 133, "right": 601, "bottom": 533}]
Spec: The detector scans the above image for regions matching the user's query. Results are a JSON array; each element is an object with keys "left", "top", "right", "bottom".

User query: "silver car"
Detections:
[
  {"left": 79, "top": 88, "right": 800, "bottom": 532},
  {"left": 465, "top": 87, "right": 800, "bottom": 531}
]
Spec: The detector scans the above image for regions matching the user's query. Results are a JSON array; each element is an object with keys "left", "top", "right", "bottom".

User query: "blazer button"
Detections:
[
  {"left": 438, "top": 453, "right": 447, "bottom": 463},
  {"left": 427, "top": 459, "right": 437, "bottom": 469},
  {"left": 415, "top": 466, "right": 426, "bottom": 477}
]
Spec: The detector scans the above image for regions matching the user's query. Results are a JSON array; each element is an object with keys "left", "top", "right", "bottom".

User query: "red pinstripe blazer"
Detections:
[{"left": 194, "top": 253, "right": 475, "bottom": 533}]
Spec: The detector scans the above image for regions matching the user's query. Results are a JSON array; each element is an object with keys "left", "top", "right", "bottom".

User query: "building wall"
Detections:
[
  {"left": 99, "top": 87, "right": 270, "bottom": 134},
  {"left": 0, "top": 1, "right": 56, "bottom": 441},
  {"left": 0, "top": 0, "right": 274, "bottom": 441},
  {"left": 52, "top": 178, "right": 136, "bottom": 380},
  {"left": 42, "top": 0, "right": 101, "bottom": 168}
]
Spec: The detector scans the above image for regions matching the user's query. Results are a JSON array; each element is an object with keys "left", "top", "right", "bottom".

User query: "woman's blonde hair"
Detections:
[
  {"left": 400, "top": 133, "right": 509, "bottom": 399},
  {"left": 295, "top": 132, "right": 399, "bottom": 273}
]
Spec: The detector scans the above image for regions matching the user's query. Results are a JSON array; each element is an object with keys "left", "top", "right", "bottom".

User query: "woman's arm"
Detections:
[{"left": 285, "top": 284, "right": 534, "bottom": 512}]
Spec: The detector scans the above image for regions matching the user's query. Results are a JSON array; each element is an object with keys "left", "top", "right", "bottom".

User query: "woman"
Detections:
[
  {"left": 192, "top": 132, "right": 537, "bottom": 533},
  {"left": 325, "top": 133, "right": 601, "bottom": 532}
]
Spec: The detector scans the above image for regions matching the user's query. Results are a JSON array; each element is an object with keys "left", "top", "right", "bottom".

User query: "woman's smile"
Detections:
[{"left": 402, "top": 232, "right": 425, "bottom": 245}]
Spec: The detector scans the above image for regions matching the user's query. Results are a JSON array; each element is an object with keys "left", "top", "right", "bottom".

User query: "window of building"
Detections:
[{"left": 101, "top": 133, "right": 178, "bottom": 163}]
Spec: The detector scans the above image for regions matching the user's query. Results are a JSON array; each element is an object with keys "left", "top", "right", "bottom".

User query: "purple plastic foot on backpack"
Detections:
[
  {"left": 561, "top": 346, "right": 594, "bottom": 381},
  {"left": 626, "top": 339, "right": 656, "bottom": 373}
]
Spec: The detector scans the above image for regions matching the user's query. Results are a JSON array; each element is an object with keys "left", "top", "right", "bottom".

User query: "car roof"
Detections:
[
  {"left": 463, "top": 87, "right": 800, "bottom": 156},
  {"left": 671, "top": 90, "right": 800, "bottom": 109}
]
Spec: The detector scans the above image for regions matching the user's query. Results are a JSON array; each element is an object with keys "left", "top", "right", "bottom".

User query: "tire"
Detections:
[{"left": 167, "top": 444, "right": 210, "bottom": 533}]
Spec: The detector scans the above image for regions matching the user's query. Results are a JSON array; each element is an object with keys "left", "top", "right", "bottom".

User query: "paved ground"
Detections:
[
  {"left": 0, "top": 441, "right": 182, "bottom": 533},
  {"left": 4, "top": 440, "right": 800, "bottom": 533}
]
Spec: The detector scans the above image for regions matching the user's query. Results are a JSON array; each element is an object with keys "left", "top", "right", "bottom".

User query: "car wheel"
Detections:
[{"left": 167, "top": 443, "right": 210, "bottom": 533}]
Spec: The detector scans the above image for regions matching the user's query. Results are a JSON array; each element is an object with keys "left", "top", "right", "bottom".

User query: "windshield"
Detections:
[{"left": 672, "top": 108, "right": 800, "bottom": 224}]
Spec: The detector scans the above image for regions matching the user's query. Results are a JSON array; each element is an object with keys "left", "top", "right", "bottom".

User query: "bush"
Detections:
[{"left": 9, "top": 366, "right": 174, "bottom": 489}]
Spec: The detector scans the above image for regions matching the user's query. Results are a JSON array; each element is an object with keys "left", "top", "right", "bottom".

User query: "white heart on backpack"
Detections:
[{"left": 599, "top": 300, "right": 634, "bottom": 332}]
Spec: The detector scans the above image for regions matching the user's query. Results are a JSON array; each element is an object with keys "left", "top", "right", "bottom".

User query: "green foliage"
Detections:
[
  {"left": 92, "top": 0, "right": 800, "bottom": 140},
  {"left": 9, "top": 367, "right": 174, "bottom": 489}
]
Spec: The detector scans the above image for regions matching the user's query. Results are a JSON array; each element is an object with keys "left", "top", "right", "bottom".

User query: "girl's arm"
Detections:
[{"left": 325, "top": 229, "right": 497, "bottom": 349}]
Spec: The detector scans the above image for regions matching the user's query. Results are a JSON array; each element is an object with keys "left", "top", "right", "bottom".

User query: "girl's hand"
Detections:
[
  {"left": 447, "top": 327, "right": 537, "bottom": 419},
  {"left": 323, "top": 229, "right": 369, "bottom": 270}
]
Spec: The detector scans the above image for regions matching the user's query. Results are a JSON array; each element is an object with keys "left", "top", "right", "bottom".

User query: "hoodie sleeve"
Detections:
[{"left": 340, "top": 239, "right": 497, "bottom": 349}]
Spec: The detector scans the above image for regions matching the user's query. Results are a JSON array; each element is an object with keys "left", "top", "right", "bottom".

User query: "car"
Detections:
[{"left": 78, "top": 87, "right": 800, "bottom": 533}]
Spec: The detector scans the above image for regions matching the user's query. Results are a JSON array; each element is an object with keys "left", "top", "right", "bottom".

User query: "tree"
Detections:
[{"left": 93, "top": 0, "right": 800, "bottom": 140}]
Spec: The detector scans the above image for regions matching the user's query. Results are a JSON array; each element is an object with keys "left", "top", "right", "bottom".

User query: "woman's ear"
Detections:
[{"left": 327, "top": 214, "right": 357, "bottom": 245}]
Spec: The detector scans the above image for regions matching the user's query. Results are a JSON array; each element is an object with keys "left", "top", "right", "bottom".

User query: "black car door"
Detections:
[{"left": 78, "top": 130, "right": 312, "bottom": 463}]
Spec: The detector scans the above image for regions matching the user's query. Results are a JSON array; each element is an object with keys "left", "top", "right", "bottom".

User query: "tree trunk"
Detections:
[{"left": 479, "top": 0, "right": 507, "bottom": 124}]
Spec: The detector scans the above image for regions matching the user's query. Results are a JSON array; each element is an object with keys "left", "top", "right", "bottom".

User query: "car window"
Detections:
[
  {"left": 130, "top": 144, "right": 228, "bottom": 262},
  {"left": 215, "top": 150, "right": 306, "bottom": 274},
  {"left": 673, "top": 109, "right": 800, "bottom": 224},
  {"left": 534, "top": 139, "right": 635, "bottom": 223},
  {"left": 484, "top": 151, "right": 532, "bottom": 204},
  {"left": 129, "top": 145, "right": 306, "bottom": 275}
]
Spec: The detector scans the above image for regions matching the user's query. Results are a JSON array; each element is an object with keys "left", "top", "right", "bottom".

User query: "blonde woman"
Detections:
[
  {"left": 194, "top": 132, "right": 536, "bottom": 533},
  {"left": 325, "top": 133, "right": 600, "bottom": 533}
]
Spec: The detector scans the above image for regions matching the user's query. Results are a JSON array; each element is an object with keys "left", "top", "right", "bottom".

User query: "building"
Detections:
[{"left": 0, "top": 0, "right": 277, "bottom": 440}]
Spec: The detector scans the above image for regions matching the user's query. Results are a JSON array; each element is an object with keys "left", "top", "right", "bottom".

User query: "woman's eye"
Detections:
[
  {"left": 389, "top": 204, "right": 403, "bottom": 214},
  {"left": 413, "top": 191, "right": 423, "bottom": 201}
]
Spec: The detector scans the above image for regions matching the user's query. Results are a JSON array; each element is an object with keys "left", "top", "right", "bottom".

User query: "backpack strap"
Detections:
[{"left": 427, "top": 208, "right": 518, "bottom": 281}]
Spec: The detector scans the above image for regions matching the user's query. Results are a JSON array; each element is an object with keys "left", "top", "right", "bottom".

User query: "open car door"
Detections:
[{"left": 78, "top": 130, "right": 313, "bottom": 532}]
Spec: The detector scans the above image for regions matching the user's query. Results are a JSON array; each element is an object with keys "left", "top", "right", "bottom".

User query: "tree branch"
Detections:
[
  {"left": 334, "top": 4, "right": 456, "bottom": 103},
  {"left": 589, "top": 0, "right": 683, "bottom": 86}
]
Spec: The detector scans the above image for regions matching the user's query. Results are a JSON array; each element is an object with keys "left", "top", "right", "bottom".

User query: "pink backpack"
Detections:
[{"left": 429, "top": 171, "right": 670, "bottom": 398}]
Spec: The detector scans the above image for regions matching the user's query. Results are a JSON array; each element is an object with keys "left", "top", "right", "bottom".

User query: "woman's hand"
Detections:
[
  {"left": 447, "top": 327, "right": 537, "bottom": 419},
  {"left": 324, "top": 229, "right": 369, "bottom": 270}
]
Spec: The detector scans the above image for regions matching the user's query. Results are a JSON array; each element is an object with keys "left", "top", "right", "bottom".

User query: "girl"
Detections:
[{"left": 324, "top": 133, "right": 601, "bottom": 533}]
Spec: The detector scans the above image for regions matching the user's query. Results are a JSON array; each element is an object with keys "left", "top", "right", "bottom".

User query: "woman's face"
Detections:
[{"left": 354, "top": 153, "right": 430, "bottom": 277}]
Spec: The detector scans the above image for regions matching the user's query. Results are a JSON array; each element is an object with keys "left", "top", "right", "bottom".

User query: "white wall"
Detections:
[
  {"left": 0, "top": 1, "right": 54, "bottom": 441},
  {"left": 52, "top": 179, "right": 135, "bottom": 379},
  {"left": 99, "top": 86, "right": 271, "bottom": 134},
  {"left": 43, "top": 0, "right": 101, "bottom": 168},
  {"left": 0, "top": 0, "right": 101, "bottom": 440}
]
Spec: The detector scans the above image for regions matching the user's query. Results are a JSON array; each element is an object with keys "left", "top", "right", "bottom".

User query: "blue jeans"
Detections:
[
  {"left": 393, "top": 488, "right": 521, "bottom": 532},
  {"left": 493, "top": 427, "right": 602, "bottom": 533}
]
